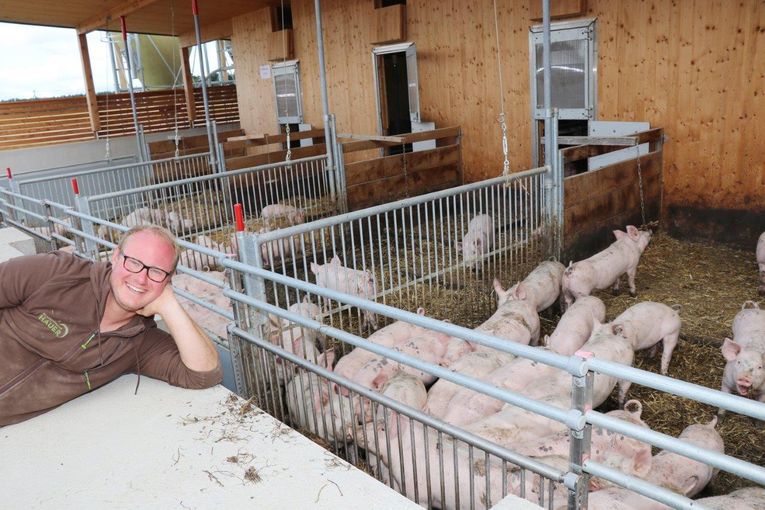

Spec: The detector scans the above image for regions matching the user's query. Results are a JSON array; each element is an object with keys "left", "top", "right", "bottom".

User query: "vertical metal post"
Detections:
[
  {"left": 330, "top": 114, "right": 347, "bottom": 213},
  {"left": 120, "top": 17, "right": 143, "bottom": 161},
  {"left": 313, "top": 0, "right": 337, "bottom": 205},
  {"left": 568, "top": 370, "right": 593, "bottom": 510},
  {"left": 72, "top": 179, "right": 98, "bottom": 259},
  {"left": 227, "top": 203, "right": 248, "bottom": 395},
  {"left": 191, "top": 0, "right": 217, "bottom": 173},
  {"left": 43, "top": 202, "right": 59, "bottom": 251},
  {"left": 541, "top": 0, "right": 561, "bottom": 260},
  {"left": 6, "top": 168, "right": 18, "bottom": 224}
]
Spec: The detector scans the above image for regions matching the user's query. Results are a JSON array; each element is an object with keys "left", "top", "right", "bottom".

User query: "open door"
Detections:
[{"left": 373, "top": 42, "right": 420, "bottom": 155}]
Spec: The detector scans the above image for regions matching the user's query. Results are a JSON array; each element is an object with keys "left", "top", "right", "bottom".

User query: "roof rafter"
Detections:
[{"left": 76, "top": 0, "right": 164, "bottom": 34}]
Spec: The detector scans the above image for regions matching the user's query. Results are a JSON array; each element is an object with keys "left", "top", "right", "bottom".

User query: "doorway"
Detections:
[{"left": 373, "top": 42, "right": 420, "bottom": 155}]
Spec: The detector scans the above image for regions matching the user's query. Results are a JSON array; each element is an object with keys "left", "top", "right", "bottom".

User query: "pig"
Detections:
[
  {"left": 612, "top": 301, "right": 681, "bottom": 375},
  {"left": 424, "top": 351, "right": 508, "bottom": 419},
  {"left": 177, "top": 234, "right": 235, "bottom": 271},
  {"left": 695, "top": 487, "right": 765, "bottom": 510},
  {"left": 261, "top": 203, "right": 305, "bottom": 227},
  {"left": 165, "top": 210, "right": 194, "bottom": 233},
  {"left": 495, "top": 260, "right": 566, "bottom": 312},
  {"left": 171, "top": 271, "right": 232, "bottom": 339},
  {"left": 482, "top": 279, "right": 541, "bottom": 345},
  {"left": 257, "top": 228, "right": 304, "bottom": 268},
  {"left": 719, "top": 301, "right": 765, "bottom": 413},
  {"left": 332, "top": 309, "right": 429, "bottom": 388},
  {"left": 310, "top": 255, "right": 378, "bottom": 330},
  {"left": 511, "top": 400, "right": 653, "bottom": 494},
  {"left": 348, "top": 329, "right": 457, "bottom": 392},
  {"left": 121, "top": 207, "right": 165, "bottom": 228},
  {"left": 758, "top": 232, "right": 765, "bottom": 295},
  {"left": 719, "top": 338, "right": 765, "bottom": 409},
  {"left": 360, "top": 417, "right": 509, "bottom": 509},
  {"left": 561, "top": 225, "right": 653, "bottom": 309},
  {"left": 543, "top": 295, "right": 606, "bottom": 355},
  {"left": 732, "top": 301, "right": 765, "bottom": 345},
  {"left": 272, "top": 295, "right": 326, "bottom": 349},
  {"left": 643, "top": 416, "right": 723, "bottom": 497},
  {"left": 583, "top": 487, "right": 671, "bottom": 510},
  {"left": 456, "top": 214, "right": 494, "bottom": 272},
  {"left": 286, "top": 363, "right": 362, "bottom": 446}
]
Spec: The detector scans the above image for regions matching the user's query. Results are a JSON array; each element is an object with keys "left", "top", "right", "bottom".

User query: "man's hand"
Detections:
[
  {"left": 138, "top": 282, "right": 219, "bottom": 373},
  {"left": 136, "top": 283, "right": 177, "bottom": 318}
]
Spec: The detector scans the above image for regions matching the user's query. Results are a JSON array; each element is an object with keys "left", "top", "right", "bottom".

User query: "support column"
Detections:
[
  {"left": 180, "top": 46, "right": 197, "bottom": 126},
  {"left": 77, "top": 33, "right": 101, "bottom": 134}
]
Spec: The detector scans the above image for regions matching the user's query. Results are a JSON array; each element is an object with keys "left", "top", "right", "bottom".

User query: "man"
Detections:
[{"left": 0, "top": 225, "right": 222, "bottom": 427}]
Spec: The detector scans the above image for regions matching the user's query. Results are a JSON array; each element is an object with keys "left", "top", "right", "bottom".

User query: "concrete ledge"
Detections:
[
  {"left": 0, "top": 375, "right": 421, "bottom": 509},
  {"left": 0, "top": 226, "right": 36, "bottom": 258}
]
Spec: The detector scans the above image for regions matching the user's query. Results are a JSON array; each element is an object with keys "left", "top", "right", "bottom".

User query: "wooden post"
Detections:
[
  {"left": 77, "top": 33, "right": 101, "bottom": 134},
  {"left": 180, "top": 46, "right": 197, "bottom": 126}
]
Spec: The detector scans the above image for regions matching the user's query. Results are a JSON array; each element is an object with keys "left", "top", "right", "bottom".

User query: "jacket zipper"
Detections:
[{"left": 0, "top": 329, "right": 99, "bottom": 398}]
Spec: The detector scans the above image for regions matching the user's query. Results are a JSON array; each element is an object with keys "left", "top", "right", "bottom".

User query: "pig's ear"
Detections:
[
  {"left": 493, "top": 278, "right": 506, "bottom": 295},
  {"left": 269, "top": 313, "right": 281, "bottom": 330},
  {"left": 416, "top": 307, "right": 426, "bottom": 315},
  {"left": 632, "top": 448, "right": 653, "bottom": 478},
  {"left": 681, "top": 476, "right": 700, "bottom": 497},
  {"left": 611, "top": 323, "right": 625, "bottom": 336},
  {"left": 371, "top": 373, "right": 388, "bottom": 391},
  {"left": 706, "top": 416, "right": 719, "bottom": 430},
  {"left": 318, "top": 349, "right": 336, "bottom": 369},
  {"left": 302, "top": 295, "right": 311, "bottom": 304},
  {"left": 513, "top": 283, "right": 527, "bottom": 300},
  {"left": 542, "top": 334, "right": 550, "bottom": 347},
  {"left": 721, "top": 338, "right": 742, "bottom": 361},
  {"left": 613, "top": 230, "right": 627, "bottom": 240},
  {"left": 331, "top": 255, "right": 341, "bottom": 265},
  {"left": 626, "top": 225, "right": 639, "bottom": 239},
  {"left": 310, "top": 262, "right": 319, "bottom": 274}
]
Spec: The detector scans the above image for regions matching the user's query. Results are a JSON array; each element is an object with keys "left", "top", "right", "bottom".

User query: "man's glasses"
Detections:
[{"left": 121, "top": 253, "right": 171, "bottom": 283}]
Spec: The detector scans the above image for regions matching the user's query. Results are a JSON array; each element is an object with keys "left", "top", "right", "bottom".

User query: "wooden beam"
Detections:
[
  {"left": 76, "top": 0, "right": 163, "bottom": 34},
  {"left": 77, "top": 33, "right": 100, "bottom": 133},
  {"left": 178, "top": 19, "right": 233, "bottom": 48},
  {"left": 180, "top": 46, "right": 197, "bottom": 125}
]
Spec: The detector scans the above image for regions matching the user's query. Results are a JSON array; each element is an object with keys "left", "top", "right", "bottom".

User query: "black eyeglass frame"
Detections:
[{"left": 120, "top": 253, "right": 172, "bottom": 283}]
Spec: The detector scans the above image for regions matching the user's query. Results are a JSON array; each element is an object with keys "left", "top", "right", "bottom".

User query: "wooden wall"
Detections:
[{"left": 230, "top": 0, "right": 765, "bottom": 246}]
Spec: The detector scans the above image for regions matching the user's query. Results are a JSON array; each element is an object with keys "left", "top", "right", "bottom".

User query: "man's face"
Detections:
[{"left": 109, "top": 231, "right": 176, "bottom": 313}]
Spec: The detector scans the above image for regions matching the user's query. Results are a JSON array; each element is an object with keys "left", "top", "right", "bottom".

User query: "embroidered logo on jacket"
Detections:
[{"left": 38, "top": 313, "right": 69, "bottom": 338}]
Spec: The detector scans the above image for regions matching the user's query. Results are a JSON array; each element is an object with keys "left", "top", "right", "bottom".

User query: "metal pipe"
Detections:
[
  {"left": 120, "top": 17, "right": 143, "bottom": 160},
  {"left": 191, "top": 0, "right": 217, "bottom": 172},
  {"left": 312, "top": 0, "right": 336, "bottom": 196},
  {"left": 254, "top": 167, "right": 548, "bottom": 242}
]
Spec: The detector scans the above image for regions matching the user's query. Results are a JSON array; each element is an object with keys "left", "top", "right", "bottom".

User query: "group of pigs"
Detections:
[{"left": 279, "top": 224, "right": 765, "bottom": 509}]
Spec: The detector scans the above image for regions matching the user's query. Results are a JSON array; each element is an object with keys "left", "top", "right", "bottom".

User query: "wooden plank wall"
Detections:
[
  {"left": 0, "top": 85, "right": 240, "bottom": 151},
  {"left": 228, "top": 1, "right": 764, "bottom": 245}
]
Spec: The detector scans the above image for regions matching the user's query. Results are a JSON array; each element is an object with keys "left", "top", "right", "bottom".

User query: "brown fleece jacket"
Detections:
[{"left": 0, "top": 251, "right": 222, "bottom": 426}]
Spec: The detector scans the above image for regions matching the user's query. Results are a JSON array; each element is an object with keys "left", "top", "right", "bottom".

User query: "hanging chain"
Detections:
[
  {"left": 493, "top": 0, "right": 511, "bottom": 183},
  {"left": 636, "top": 144, "right": 646, "bottom": 227},
  {"left": 402, "top": 142, "right": 409, "bottom": 197},
  {"left": 499, "top": 113, "right": 510, "bottom": 184},
  {"left": 285, "top": 123, "right": 292, "bottom": 161}
]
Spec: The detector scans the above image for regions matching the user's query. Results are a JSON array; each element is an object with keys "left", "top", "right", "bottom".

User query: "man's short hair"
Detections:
[{"left": 117, "top": 225, "right": 181, "bottom": 271}]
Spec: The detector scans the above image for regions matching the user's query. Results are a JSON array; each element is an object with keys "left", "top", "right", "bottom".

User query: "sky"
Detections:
[{"left": 0, "top": 22, "right": 222, "bottom": 102}]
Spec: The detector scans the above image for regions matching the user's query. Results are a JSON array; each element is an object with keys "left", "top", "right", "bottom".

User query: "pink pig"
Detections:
[
  {"left": 496, "top": 260, "right": 566, "bottom": 312},
  {"left": 695, "top": 487, "right": 765, "bottom": 509},
  {"left": 612, "top": 301, "right": 681, "bottom": 375},
  {"left": 719, "top": 301, "right": 765, "bottom": 413},
  {"left": 643, "top": 416, "right": 723, "bottom": 497},
  {"left": 562, "top": 225, "right": 652, "bottom": 308},
  {"left": 543, "top": 295, "right": 606, "bottom": 355},
  {"left": 456, "top": 214, "right": 494, "bottom": 271},
  {"left": 261, "top": 203, "right": 305, "bottom": 227},
  {"left": 310, "top": 255, "right": 378, "bottom": 330}
]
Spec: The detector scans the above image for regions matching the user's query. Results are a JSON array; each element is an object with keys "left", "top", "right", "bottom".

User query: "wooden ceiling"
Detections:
[{"left": 0, "top": 0, "right": 272, "bottom": 36}]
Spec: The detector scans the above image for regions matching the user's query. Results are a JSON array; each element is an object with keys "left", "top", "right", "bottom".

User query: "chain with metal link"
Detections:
[
  {"left": 499, "top": 112, "right": 511, "bottom": 186},
  {"left": 635, "top": 144, "right": 646, "bottom": 226},
  {"left": 285, "top": 123, "right": 292, "bottom": 161}
]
